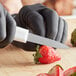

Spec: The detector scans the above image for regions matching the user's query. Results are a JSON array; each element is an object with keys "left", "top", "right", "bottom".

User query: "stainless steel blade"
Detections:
[{"left": 27, "top": 33, "right": 69, "bottom": 49}]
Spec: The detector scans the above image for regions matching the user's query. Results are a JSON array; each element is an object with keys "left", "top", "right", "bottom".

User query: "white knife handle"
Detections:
[{"left": 14, "top": 26, "right": 29, "bottom": 43}]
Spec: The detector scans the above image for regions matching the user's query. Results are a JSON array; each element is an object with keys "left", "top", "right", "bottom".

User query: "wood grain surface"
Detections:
[{"left": 0, "top": 18, "right": 76, "bottom": 76}]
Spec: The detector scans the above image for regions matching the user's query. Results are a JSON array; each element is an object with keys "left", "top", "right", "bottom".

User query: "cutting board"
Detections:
[{"left": 0, "top": 18, "right": 76, "bottom": 76}]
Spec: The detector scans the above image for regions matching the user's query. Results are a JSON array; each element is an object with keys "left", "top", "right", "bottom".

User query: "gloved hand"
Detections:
[
  {"left": 0, "top": 4, "right": 16, "bottom": 48},
  {"left": 12, "top": 4, "right": 68, "bottom": 51}
]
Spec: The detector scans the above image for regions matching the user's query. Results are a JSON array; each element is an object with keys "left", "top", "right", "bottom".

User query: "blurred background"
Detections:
[
  {"left": 0, "top": 0, "right": 76, "bottom": 16},
  {"left": 73, "top": 0, "right": 76, "bottom": 15},
  {"left": 22, "top": 0, "right": 76, "bottom": 16},
  {"left": 43, "top": 0, "right": 76, "bottom": 16}
]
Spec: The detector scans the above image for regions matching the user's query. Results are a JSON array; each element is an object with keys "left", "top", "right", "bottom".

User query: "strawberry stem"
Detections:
[{"left": 33, "top": 45, "right": 42, "bottom": 64}]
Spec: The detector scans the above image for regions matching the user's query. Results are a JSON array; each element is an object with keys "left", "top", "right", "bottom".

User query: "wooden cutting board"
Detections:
[{"left": 0, "top": 18, "right": 76, "bottom": 76}]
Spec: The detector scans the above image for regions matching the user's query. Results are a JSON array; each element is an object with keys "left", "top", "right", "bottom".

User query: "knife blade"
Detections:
[{"left": 14, "top": 26, "right": 69, "bottom": 49}]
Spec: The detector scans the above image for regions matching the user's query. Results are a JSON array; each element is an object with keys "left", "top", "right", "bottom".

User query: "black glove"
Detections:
[
  {"left": 0, "top": 4, "right": 16, "bottom": 48},
  {"left": 12, "top": 4, "right": 68, "bottom": 51}
]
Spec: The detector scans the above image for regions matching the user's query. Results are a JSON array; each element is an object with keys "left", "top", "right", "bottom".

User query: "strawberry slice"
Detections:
[
  {"left": 33, "top": 45, "right": 61, "bottom": 64},
  {"left": 37, "top": 73, "right": 51, "bottom": 76},
  {"left": 64, "top": 66, "right": 76, "bottom": 76},
  {"left": 48, "top": 65, "right": 64, "bottom": 76}
]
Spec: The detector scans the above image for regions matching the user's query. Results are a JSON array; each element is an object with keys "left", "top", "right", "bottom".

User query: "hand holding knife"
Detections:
[
  {"left": 0, "top": 3, "right": 69, "bottom": 49},
  {"left": 14, "top": 26, "right": 69, "bottom": 49}
]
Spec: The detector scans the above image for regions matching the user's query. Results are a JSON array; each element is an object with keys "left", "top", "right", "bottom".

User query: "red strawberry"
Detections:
[
  {"left": 37, "top": 73, "right": 51, "bottom": 76},
  {"left": 64, "top": 66, "right": 76, "bottom": 76},
  {"left": 33, "top": 45, "right": 61, "bottom": 64},
  {"left": 48, "top": 65, "right": 64, "bottom": 76}
]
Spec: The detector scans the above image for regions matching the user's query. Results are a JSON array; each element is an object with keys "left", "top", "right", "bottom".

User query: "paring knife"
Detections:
[{"left": 14, "top": 26, "right": 69, "bottom": 49}]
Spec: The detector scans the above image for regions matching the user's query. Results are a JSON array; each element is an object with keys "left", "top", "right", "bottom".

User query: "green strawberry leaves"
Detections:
[{"left": 33, "top": 45, "right": 42, "bottom": 64}]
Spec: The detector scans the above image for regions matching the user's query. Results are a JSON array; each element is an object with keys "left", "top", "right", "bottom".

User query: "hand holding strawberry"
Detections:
[{"left": 33, "top": 45, "right": 61, "bottom": 64}]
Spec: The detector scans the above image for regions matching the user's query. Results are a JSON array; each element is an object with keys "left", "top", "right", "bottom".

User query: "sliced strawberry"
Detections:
[
  {"left": 64, "top": 66, "right": 76, "bottom": 76},
  {"left": 48, "top": 65, "right": 64, "bottom": 76},
  {"left": 37, "top": 73, "right": 51, "bottom": 76}
]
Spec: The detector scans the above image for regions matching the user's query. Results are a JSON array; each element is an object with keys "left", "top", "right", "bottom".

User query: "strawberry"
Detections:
[
  {"left": 64, "top": 66, "right": 76, "bottom": 76},
  {"left": 37, "top": 73, "right": 51, "bottom": 76},
  {"left": 48, "top": 65, "right": 64, "bottom": 76},
  {"left": 33, "top": 45, "right": 61, "bottom": 64},
  {"left": 37, "top": 65, "right": 64, "bottom": 76}
]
